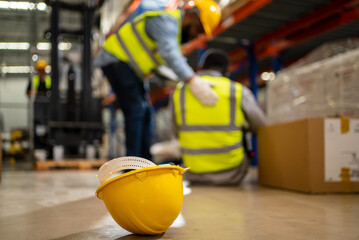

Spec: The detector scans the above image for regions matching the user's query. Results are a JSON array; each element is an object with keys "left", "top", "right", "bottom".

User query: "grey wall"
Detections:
[{"left": 0, "top": 76, "right": 30, "bottom": 132}]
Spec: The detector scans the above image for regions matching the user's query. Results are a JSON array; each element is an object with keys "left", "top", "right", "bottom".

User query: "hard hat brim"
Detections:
[{"left": 96, "top": 165, "right": 188, "bottom": 199}]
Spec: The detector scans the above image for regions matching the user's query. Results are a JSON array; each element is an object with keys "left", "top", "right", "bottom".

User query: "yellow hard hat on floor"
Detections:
[{"left": 96, "top": 157, "right": 187, "bottom": 235}]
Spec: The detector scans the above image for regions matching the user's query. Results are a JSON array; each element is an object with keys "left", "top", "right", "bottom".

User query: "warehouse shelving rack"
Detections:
[
  {"left": 97, "top": 0, "right": 359, "bottom": 165},
  {"left": 181, "top": 0, "right": 359, "bottom": 165}
]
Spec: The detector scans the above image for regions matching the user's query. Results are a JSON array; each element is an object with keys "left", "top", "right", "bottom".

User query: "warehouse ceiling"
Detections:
[
  {"left": 0, "top": 0, "right": 88, "bottom": 72},
  {"left": 185, "top": 0, "right": 359, "bottom": 83},
  {"left": 210, "top": 0, "right": 336, "bottom": 51},
  {"left": 1, "top": 0, "right": 359, "bottom": 80}
]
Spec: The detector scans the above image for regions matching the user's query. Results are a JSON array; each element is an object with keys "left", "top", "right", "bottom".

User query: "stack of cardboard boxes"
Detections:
[{"left": 259, "top": 44, "right": 359, "bottom": 193}]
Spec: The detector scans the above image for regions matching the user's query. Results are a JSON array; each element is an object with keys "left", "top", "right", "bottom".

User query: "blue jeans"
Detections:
[{"left": 102, "top": 61, "right": 152, "bottom": 160}]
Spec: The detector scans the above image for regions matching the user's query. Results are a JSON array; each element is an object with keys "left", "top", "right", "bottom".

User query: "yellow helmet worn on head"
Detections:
[
  {"left": 96, "top": 157, "right": 188, "bottom": 235},
  {"left": 185, "top": 0, "right": 221, "bottom": 37},
  {"left": 36, "top": 60, "right": 47, "bottom": 70}
]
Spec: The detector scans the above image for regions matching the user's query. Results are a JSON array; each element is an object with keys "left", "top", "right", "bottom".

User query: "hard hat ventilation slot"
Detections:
[{"left": 122, "top": 164, "right": 151, "bottom": 169}]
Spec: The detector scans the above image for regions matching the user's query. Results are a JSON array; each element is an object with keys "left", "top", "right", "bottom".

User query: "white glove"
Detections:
[
  {"left": 150, "top": 139, "right": 181, "bottom": 164},
  {"left": 189, "top": 76, "right": 218, "bottom": 106},
  {"left": 157, "top": 65, "right": 180, "bottom": 81}
]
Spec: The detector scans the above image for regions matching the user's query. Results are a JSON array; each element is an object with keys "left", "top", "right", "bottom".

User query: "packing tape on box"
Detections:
[
  {"left": 341, "top": 167, "right": 352, "bottom": 192},
  {"left": 340, "top": 117, "right": 350, "bottom": 134}
]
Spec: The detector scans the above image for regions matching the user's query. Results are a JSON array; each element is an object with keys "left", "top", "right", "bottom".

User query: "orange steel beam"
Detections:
[
  {"left": 255, "top": 0, "right": 359, "bottom": 49},
  {"left": 229, "top": 0, "right": 359, "bottom": 62},
  {"left": 284, "top": 7, "right": 359, "bottom": 47},
  {"left": 181, "top": 34, "right": 208, "bottom": 56},
  {"left": 230, "top": 6, "right": 359, "bottom": 79},
  {"left": 182, "top": 0, "right": 273, "bottom": 55},
  {"left": 256, "top": 6, "right": 359, "bottom": 60}
]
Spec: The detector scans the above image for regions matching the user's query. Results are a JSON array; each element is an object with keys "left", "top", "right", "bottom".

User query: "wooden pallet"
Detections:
[{"left": 36, "top": 159, "right": 107, "bottom": 171}]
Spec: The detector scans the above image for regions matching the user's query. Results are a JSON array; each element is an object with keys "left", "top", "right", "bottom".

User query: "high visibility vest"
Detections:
[
  {"left": 173, "top": 76, "right": 245, "bottom": 173},
  {"left": 32, "top": 75, "right": 51, "bottom": 92},
  {"left": 103, "top": 9, "right": 182, "bottom": 77}
]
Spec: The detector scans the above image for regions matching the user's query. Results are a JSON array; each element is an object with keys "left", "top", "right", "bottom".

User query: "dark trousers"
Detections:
[{"left": 102, "top": 61, "right": 152, "bottom": 160}]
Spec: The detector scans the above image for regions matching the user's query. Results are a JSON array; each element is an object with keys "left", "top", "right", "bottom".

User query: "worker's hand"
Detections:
[
  {"left": 27, "top": 90, "right": 35, "bottom": 98},
  {"left": 102, "top": 93, "right": 116, "bottom": 106},
  {"left": 188, "top": 75, "right": 218, "bottom": 106}
]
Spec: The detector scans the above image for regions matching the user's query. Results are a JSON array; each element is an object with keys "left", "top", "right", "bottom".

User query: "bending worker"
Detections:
[
  {"left": 94, "top": 0, "right": 222, "bottom": 159},
  {"left": 171, "top": 49, "right": 267, "bottom": 185},
  {"left": 27, "top": 60, "right": 51, "bottom": 98}
]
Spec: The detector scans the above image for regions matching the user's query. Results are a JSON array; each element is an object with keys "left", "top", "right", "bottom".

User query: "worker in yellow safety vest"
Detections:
[
  {"left": 94, "top": 0, "right": 222, "bottom": 160},
  {"left": 171, "top": 49, "right": 267, "bottom": 185},
  {"left": 27, "top": 60, "right": 51, "bottom": 98}
]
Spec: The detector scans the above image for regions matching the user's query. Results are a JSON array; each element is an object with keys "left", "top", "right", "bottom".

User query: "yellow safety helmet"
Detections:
[
  {"left": 36, "top": 60, "right": 47, "bottom": 70},
  {"left": 185, "top": 0, "right": 222, "bottom": 37},
  {"left": 96, "top": 157, "right": 188, "bottom": 235}
]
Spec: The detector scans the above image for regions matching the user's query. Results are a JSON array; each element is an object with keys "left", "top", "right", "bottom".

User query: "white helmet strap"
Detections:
[{"left": 97, "top": 156, "right": 156, "bottom": 184}]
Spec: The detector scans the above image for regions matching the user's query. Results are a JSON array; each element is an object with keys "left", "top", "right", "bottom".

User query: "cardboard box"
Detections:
[{"left": 258, "top": 118, "right": 359, "bottom": 193}]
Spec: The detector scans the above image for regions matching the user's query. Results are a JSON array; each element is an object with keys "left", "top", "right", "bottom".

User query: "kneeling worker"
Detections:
[{"left": 171, "top": 49, "right": 267, "bottom": 185}]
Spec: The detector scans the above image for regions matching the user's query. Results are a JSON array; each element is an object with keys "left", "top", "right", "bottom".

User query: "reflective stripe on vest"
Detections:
[
  {"left": 32, "top": 75, "right": 51, "bottom": 91},
  {"left": 173, "top": 76, "right": 245, "bottom": 173},
  {"left": 103, "top": 9, "right": 181, "bottom": 77}
]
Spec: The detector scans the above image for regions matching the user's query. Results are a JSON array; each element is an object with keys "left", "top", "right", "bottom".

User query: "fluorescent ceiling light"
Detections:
[
  {"left": 1, "top": 66, "right": 32, "bottom": 73},
  {"left": 37, "top": 42, "right": 72, "bottom": 51},
  {"left": 36, "top": 42, "right": 50, "bottom": 50},
  {"left": 37, "top": 2, "right": 46, "bottom": 11},
  {"left": 59, "top": 42, "right": 72, "bottom": 51},
  {"left": 0, "top": 42, "right": 30, "bottom": 50},
  {"left": 0, "top": 1, "right": 34, "bottom": 10},
  {"left": 0, "top": 1, "right": 47, "bottom": 11}
]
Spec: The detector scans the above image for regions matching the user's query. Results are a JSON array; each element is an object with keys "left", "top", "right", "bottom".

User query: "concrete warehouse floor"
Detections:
[{"left": 0, "top": 168, "right": 358, "bottom": 240}]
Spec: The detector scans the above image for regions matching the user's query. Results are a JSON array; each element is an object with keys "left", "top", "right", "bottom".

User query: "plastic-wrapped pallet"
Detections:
[
  {"left": 267, "top": 48, "right": 359, "bottom": 124},
  {"left": 291, "top": 38, "right": 359, "bottom": 68}
]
